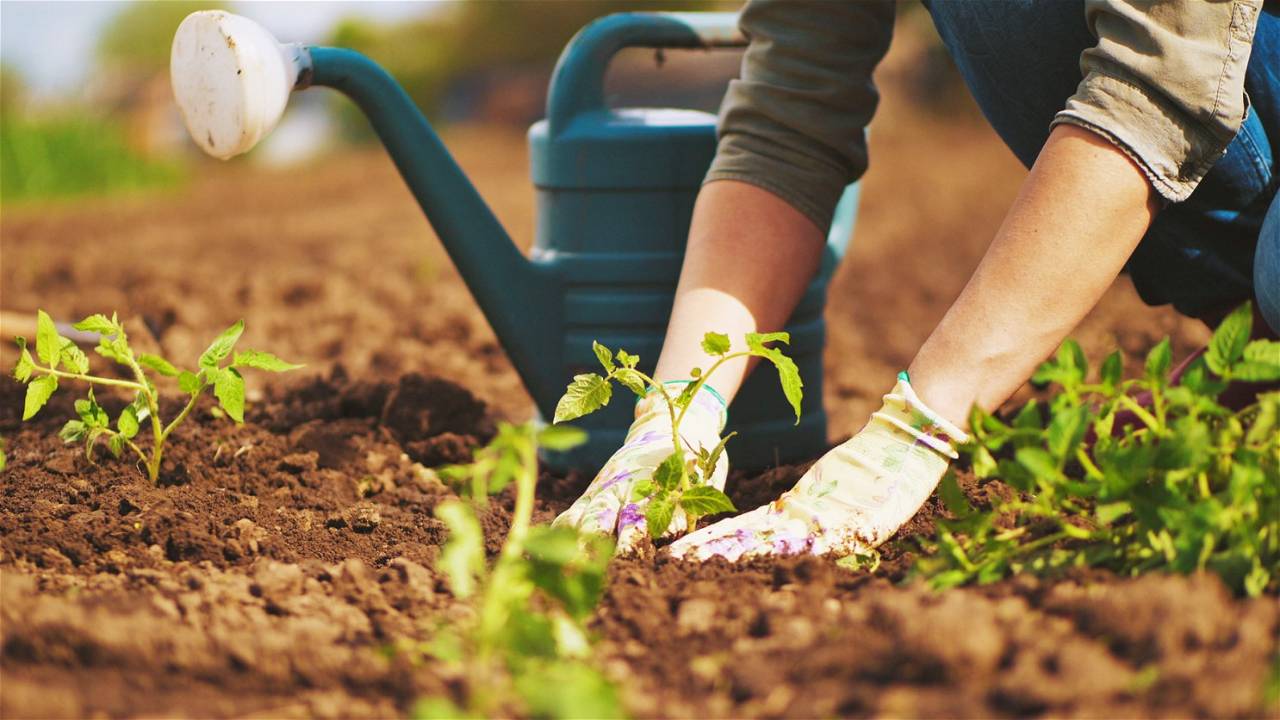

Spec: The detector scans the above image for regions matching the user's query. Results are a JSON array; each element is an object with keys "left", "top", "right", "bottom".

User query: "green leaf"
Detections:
[
  {"left": 1095, "top": 501, "right": 1132, "bottom": 526},
  {"left": 232, "top": 349, "right": 303, "bottom": 373},
  {"left": 23, "top": 375, "right": 57, "bottom": 420},
  {"left": 0, "top": 445, "right": 6, "bottom": 473},
  {"left": 645, "top": 495, "right": 676, "bottom": 538},
  {"left": 1047, "top": 405, "right": 1088, "bottom": 461},
  {"left": 553, "top": 373, "right": 611, "bottom": 423},
  {"left": 1015, "top": 446, "right": 1059, "bottom": 481},
  {"left": 592, "top": 341, "right": 614, "bottom": 372},
  {"left": 138, "top": 353, "right": 180, "bottom": 377},
  {"left": 213, "top": 368, "right": 245, "bottom": 423},
  {"left": 745, "top": 331, "right": 790, "bottom": 351},
  {"left": 698, "top": 431, "right": 736, "bottom": 480},
  {"left": 1144, "top": 338, "right": 1172, "bottom": 381},
  {"left": 73, "top": 314, "right": 118, "bottom": 335},
  {"left": 613, "top": 368, "right": 647, "bottom": 396},
  {"left": 701, "top": 332, "right": 731, "bottom": 356},
  {"left": 653, "top": 451, "right": 683, "bottom": 492},
  {"left": 1206, "top": 302, "right": 1253, "bottom": 374},
  {"left": 513, "top": 659, "right": 620, "bottom": 720},
  {"left": 12, "top": 339, "right": 34, "bottom": 382},
  {"left": 58, "top": 340, "right": 89, "bottom": 375},
  {"left": 615, "top": 349, "right": 639, "bottom": 369},
  {"left": 117, "top": 405, "right": 140, "bottom": 439},
  {"left": 1100, "top": 350, "right": 1122, "bottom": 391},
  {"left": 434, "top": 499, "right": 485, "bottom": 599},
  {"left": 679, "top": 485, "right": 737, "bottom": 516},
  {"left": 94, "top": 336, "right": 129, "bottom": 364},
  {"left": 178, "top": 371, "right": 202, "bottom": 395},
  {"left": 75, "top": 390, "right": 109, "bottom": 428},
  {"left": 59, "top": 419, "right": 87, "bottom": 443},
  {"left": 751, "top": 345, "right": 803, "bottom": 422},
  {"left": 1243, "top": 339, "right": 1280, "bottom": 368},
  {"left": 108, "top": 434, "right": 126, "bottom": 458},
  {"left": 35, "top": 310, "right": 61, "bottom": 366},
  {"left": 1231, "top": 361, "right": 1280, "bottom": 382},
  {"left": 537, "top": 424, "right": 588, "bottom": 451},
  {"left": 199, "top": 319, "right": 245, "bottom": 369},
  {"left": 937, "top": 471, "right": 973, "bottom": 517},
  {"left": 631, "top": 479, "right": 655, "bottom": 502}
]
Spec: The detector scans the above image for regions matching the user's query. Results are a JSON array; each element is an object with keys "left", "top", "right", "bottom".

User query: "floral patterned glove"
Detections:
[
  {"left": 552, "top": 381, "right": 729, "bottom": 554},
  {"left": 668, "top": 372, "right": 967, "bottom": 562}
]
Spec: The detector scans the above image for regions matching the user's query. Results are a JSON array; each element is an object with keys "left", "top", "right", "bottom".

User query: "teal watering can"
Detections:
[{"left": 170, "top": 10, "right": 858, "bottom": 471}]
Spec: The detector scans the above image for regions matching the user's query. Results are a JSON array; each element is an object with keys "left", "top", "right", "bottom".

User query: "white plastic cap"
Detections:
[{"left": 170, "top": 11, "right": 307, "bottom": 160}]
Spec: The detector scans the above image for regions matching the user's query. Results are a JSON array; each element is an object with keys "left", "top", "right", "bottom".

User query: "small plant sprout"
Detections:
[
  {"left": 553, "top": 331, "right": 803, "bottom": 539},
  {"left": 418, "top": 422, "right": 619, "bottom": 719},
  {"left": 11, "top": 310, "right": 301, "bottom": 483}
]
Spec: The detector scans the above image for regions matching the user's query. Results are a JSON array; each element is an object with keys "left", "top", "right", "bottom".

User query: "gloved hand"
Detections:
[
  {"left": 668, "top": 372, "right": 967, "bottom": 562},
  {"left": 552, "top": 381, "right": 729, "bottom": 554}
]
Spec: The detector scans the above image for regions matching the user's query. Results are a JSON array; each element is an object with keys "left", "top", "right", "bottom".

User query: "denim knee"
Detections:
[{"left": 1257, "top": 194, "right": 1280, "bottom": 335}]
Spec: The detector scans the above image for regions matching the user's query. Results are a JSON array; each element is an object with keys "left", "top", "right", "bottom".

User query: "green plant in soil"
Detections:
[
  {"left": 915, "top": 302, "right": 1280, "bottom": 597},
  {"left": 414, "top": 422, "right": 619, "bottom": 720},
  {"left": 553, "top": 332, "right": 803, "bottom": 538},
  {"left": 11, "top": 310, "right": 300, "bottom": 483}
]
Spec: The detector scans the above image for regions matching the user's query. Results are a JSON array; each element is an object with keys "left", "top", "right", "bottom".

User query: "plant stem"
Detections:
[{"left": 29, "top": 366, "right": 145, "bottom": 391}]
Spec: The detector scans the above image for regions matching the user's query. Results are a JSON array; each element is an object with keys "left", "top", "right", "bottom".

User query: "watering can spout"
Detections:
[{"left": 171, "top": 11, "right": 560, "bottom": 412}]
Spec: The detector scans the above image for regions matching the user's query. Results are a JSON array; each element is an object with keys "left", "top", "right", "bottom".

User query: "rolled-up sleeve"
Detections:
[
  {"left": 1053, "top": 0, "right": 1263, "bottom": 203},
  {"left": 704, "top": 0, "right": 895, "bottom": 231}
]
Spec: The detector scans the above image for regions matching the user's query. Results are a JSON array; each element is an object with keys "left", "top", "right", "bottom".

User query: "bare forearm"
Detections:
[
  {"left": 655, "top": 180, "right": 825, "bottom": 400},
  {"left": 909, "top": 124, "right": 1160, "bottom": 427}
]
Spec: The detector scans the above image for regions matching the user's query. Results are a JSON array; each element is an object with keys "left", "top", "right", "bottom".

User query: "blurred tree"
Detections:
[
  {"left": 96, "top": 1, "right": 225, "bottom": 75},
  {"left": 329, "top": 0, "right": 725, "bottom": 133}
]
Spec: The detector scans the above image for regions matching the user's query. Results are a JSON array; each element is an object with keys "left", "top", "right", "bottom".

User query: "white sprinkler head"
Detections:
[{"left": 170, "top": 11, "right": 309, "bottom": 160}]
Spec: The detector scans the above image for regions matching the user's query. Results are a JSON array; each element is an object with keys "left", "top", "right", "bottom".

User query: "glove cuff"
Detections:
[
  {"left": 635, "top": 380, "right": 728, "bottom": 432},
  {"left": 873, "top": 373, "right": 969, "bottom": 459}
]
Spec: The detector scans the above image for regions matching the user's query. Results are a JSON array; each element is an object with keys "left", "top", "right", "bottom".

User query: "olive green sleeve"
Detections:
[
  {"left": 1053, "top": 0, "right": 1263, "bottom": 203},
  {"left": 704, "top": 0, "right": 895, "bottom": 231}
]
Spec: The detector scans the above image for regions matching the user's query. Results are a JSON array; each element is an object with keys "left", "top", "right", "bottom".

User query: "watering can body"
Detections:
[{"left": 169, "top": 10, "right": 858, "bottom": 472}]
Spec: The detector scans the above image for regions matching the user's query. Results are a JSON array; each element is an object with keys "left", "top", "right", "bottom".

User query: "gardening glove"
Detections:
[
  {"left": 668, "top": 372, "right": 967, "bottom": 562},
  {"left": 553, "top": 381, "right": 729, "bottom": 555}
]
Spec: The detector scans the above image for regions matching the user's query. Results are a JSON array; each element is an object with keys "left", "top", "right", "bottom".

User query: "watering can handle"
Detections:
[{"left": 546, "top": 12, "right": 746, "bottom": 133}]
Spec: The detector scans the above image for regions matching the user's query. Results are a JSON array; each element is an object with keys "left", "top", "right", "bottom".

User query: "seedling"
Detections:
[
  {"left": 915, "top": 302, "right": 1280, "bottom": 596},
  {"left": 553, "top": 331, "right": 803, "bottom": 538},
  {"left": 11, "top": 310, "right": 300, "bottom": 483},
  {"left": 415, "top": 422, "right": 619, "bottom": 720}
]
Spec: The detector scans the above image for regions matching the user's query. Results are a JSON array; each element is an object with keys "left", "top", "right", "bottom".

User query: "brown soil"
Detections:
[{"left": 1, "top": 22, "right": 1272, "bottom": 720}]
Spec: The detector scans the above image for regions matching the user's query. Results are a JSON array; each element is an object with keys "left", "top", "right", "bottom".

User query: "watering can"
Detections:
[{"left": 170, "top": 10, "right": 858, "bottom": 471}]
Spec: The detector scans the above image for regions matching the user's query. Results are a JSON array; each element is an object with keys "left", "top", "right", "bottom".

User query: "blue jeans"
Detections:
[{"left": 926, "top": 1, "right": 1280, "bottom": 334}]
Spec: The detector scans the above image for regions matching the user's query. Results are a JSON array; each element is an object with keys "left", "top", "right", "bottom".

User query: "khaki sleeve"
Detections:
[
  {"left": 1053, "top": 0, "right": 1263, "bottom": 202},
  {"left": 704, "top": 0, "right": 895, "bottom": 231}
]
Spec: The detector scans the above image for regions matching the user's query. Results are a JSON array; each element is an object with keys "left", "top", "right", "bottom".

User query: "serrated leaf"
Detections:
[
  {"left": 631, "top": 479, "right": 655, "bottom": 502},
  {"left": 613, "top": 368, "right": 647, "bottom": 396},
  {"left": 675, "top": 382, "right": 697, "bottom": 409},
  {"left": 117, "top": 405, "right": 140, "bottom": 439},
  {"left": 94, "top": 336, "right": 128, "bottom": 364},
  {"left": 73, "top": 314, "right": 118, "bottom": 335},
  {"left": 12, "top": 340, "right": 34, "bottom": 382},
  {"left": 750, "top": 345, "right": 803, "bottom": 422},
  {"left": 537, "top": 424, "right": 587, "bottom": 451},
  {"left": 1231, "top": 361, "right": 1280, "bottom": 382},
  {"left": 138, "top": 353, "right": 180, "bottom": 376},
  {"left": 645, "top": 495, "right": 676, "bottom": 538},
  {"left": 1100, "top": 350, "right": 1122, "bottom": 391},
  {"left": 213, "top": 367, "right": 245, "bottom": 423},
  {"left": 744, "top": 331, "right": 790, "bottom": 352},
  {"left": 553, "top": 373, "right": 611, "bottom": 423},
  {"left": 108, "top": 434, "right": 125, "bottom": 458},
  {"left": 701, "top": 332, "right": 730, "bottom": 356},
  {"left": 1207, "top": 302, "right": 1252, "bottom": 373},
  {"left": 1144, "top": 338, "right": 1172, "bottom": 381},
  {"left": 36, "top": 310, "right": 66, "bottom": 367},
  {"left": 653, "top": 451, "right": 683, "bottom": 492},
  {"left": 592, "top": 341, "right": 614, "bottom": 372},
  {"left": 75, "top": 389, "right": 109, "bottom": 428},
  {"left": 698, "top": 431, "right": 736, "bottom": 480},
  {"left": 434, "top": 499, "right": 484, "bottom": 599},
  {"left": 178, "top": 370, "right": 201, "bottom": 395},
  {"left": 58, "top": 340, "right": 89, "bottom": 375},
  {"left": 23, "top": 375, "right": 57, "bottom": 420},
  {"left": 231, "top": 349, "right": 302, "bottom": 373},
  {"left": 616, "top": 349, "right": 639, "bottom": 369},
  {"left": 1242, "top": 339, "right": 1280, "bottom": 368},
  {"left": 59, "top": 419, "right": 87, "bottom": 443},
  {"left": 679, "top": 485, "right": 736, "bottom": 516},
  {"left": 199, "top": 319, "right": 245, "bottom": 369}
]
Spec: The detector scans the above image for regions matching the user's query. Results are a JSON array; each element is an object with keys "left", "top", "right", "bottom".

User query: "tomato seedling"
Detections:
[
  {"left": 11, "top": 310, "right": 300, "bottom": 483},
  {"left": 553, "top": 331, "right": 803, "bottom": 538},
  {"left": 415, "top": 422, "right": 619, "bottom": 720},
  {"left": 916, "top": 302, "right": 1280, "bottom": 596}
]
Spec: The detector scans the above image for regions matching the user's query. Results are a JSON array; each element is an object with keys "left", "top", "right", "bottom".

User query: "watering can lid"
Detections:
[{"left": 529, "top": 107, "right": 719, "bottom": 190}]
